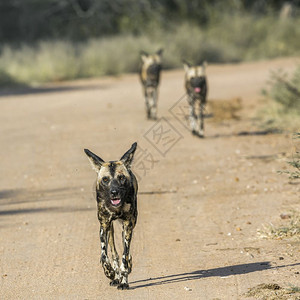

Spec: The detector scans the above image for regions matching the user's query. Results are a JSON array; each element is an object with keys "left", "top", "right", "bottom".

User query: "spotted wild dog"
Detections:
[
  {"left": 183, "top": 60, "right": 208, "bottom": 137},
  {"left": 139, "top": 49, "right": 163, "bottom": 120},
  {"left": 84, "top": 143, "right": 138, "bottom": 290}
]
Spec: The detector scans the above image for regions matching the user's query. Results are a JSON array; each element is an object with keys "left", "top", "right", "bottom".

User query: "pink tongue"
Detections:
[
  {"left": 194, "top": 87, "right": 201, "bottom": 93},
  {"left": 111, "top": 199, "right": 121, "bottom": 205}
]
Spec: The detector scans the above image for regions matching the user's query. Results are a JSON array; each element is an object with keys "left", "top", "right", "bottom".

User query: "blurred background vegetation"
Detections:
[
  {"left": 260, "top": 64, "right": 300, "bottom": 131},
  {"left": 0, "top": 0, "right": 300, "bottom": 85}
]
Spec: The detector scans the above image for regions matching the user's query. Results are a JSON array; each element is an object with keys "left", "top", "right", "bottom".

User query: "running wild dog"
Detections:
[
  {"left": 84, "top": 143, "right": 138, "bottom": 290},
  {"left": 183, "top": 61, "right": 208, "bottom": 137},
  {"left": 139, "top": 49, "right": 163, "bottom": 120}
]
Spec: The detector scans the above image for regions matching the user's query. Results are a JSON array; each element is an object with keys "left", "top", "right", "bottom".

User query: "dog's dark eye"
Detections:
[
  {"left": 118, "top": 174, "right": 126, "bottom": 182},
  {"left": 102, "top": 177, "right": 110, "bottom": 184}
]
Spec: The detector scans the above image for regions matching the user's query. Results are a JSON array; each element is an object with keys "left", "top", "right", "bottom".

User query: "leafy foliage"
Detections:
[
  {"left": 1, "top": 2, "right": 300, "bottom": 85},
  {"left": 278, "top": 133, "right": 300, "bottom": 180},
  {"left": 0, "top": 1, "right": 300, "bottom": 42},
  {"left": 264, "top": 68, "right": 300, "bottom": 112},
  {"left": 261, "top": 65, "right": 300, "bottom": 130}
]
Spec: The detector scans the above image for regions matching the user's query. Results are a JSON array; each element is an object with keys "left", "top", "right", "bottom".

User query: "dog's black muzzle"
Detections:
[
  {"left": 146, "top": 63, "right": 161, "bottom": 87},
  {"left": 190, "top": 76, "right": 206, "bottom": 94},
  {"left": 109, "top": 180, "right": 123, "bottom": 207}
]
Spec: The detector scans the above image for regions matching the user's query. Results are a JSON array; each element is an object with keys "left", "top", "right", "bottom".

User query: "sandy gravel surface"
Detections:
[{"left": 0, "top": 57, "right": 299, "bottom": 299}]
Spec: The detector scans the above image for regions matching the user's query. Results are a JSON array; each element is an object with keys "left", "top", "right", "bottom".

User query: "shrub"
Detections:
[
  {"left": 0, "top": 13, "right": 300, "bottom": 86},
  {"left": 260, "top": 65, "right": 300, "bottom": 130}
]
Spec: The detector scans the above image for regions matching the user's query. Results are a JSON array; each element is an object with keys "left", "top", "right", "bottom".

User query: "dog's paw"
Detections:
[
  {"left": 192, "top": 130, "right": 198, "bottom": 136},
  {"left": 192, "top": 130, "right": 204, "bottom": 138},
  {"left": 110, "top": 279, "right": 120, "bottom": 286},
  {"left": 117, "top": 283, "right": 129, "bottom": 290}
]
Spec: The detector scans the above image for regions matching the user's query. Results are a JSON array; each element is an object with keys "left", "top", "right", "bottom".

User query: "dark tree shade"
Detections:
[{"left": 0, "top": 0, "right": 299, "bottom": 43}]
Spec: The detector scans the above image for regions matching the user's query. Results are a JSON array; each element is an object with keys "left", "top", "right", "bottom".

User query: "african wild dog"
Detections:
[
  {"left": 183, "top": 60, "right": 208, "bottom": 137},
  {"left": 139, "top": 49, "right": 163, "bottom": 120},
  {"left": 84, "top": 143, "right": 138, "bottom": 290}
]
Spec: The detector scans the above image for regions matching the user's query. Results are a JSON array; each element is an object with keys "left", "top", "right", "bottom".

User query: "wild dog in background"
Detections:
[
  {"left": 84, "top": 143, "right": 138, "bottom": 290},
  {"left": 183, "top": 61, "right": 208, "bottom": 137},
  {"left": 139, "top": 49, "right": 163, "bottom": 120}
]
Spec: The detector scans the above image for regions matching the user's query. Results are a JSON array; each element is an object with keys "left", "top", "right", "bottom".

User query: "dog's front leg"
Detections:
[
  {"left": 118, "top": 219, "right": 134, "bottom": 290},
  {"left": 108, "top": 222, "right": 121, "bottom": 286},
  {"left": 151, "top": 88, "right": 158, "bottom": 120},
  {"left": 99, "top": 223, "right": 115, "bottom": 281},
  {"left": 144, "top": 87, "right": 151, "bottom": 119},
  {"left": 188, "top": 97, "right": 197, "bottom": 134},
  {"left": 199, "top": 103, "right": 205, "bottom": 137}
]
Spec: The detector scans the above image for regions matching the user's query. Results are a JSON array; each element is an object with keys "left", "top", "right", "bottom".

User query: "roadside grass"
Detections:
[
  {"left": 278, "top": 133, "right": 300, "bottom": 180},
  {"left": 0, "top": 36, "right": 157, "bottom": 85},
  {"left": 0, "top": 13, "right": 300, "bottom": 86},
  {"left": 258, "top": 210, "right": 300, "bottom": 240},
  {"left": 208, "top": 97, "right": 243, "bottom": 121},
  {"left": 259, "top": 65, "right": 300, "bottom": 131},
  {"left": 245, "top": 283, "right": 300, "bottom": 300}
]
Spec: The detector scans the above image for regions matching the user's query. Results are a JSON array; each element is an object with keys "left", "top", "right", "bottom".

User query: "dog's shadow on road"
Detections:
[{"left": 130, "top": 261, "right": 299, "bottom": 289}]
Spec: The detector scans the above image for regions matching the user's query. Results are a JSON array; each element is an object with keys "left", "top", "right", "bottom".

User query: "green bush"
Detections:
[
  {"left": 279, "top": 133, "right": 300, "bottom": 180},
  {"left": 0, "top": 42, "right": 81, "bottom": 84},
  {"left": 260, "top": 65, "right": 300, "bottom": 130},
  {"left": 0, "top": 13, "right": 300, "bottom": 86},
  {"left": 0, "top": 69, "right": 18, "bottom": 86}
]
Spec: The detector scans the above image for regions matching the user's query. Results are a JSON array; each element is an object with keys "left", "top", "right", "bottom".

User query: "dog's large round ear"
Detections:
[
  {"left": 156, "top": 48, "right": 163, "bottom": 56},
  {"left": 182, "top": 59, "right": 191, "bottom": 72},
  {"left": 140, "top": 50, "right": 148, "bottom": 62},
  {"left": 84, "top": 149, "right": 104, "bottom": 172},
  {"left": 120, "top": 142, "right": 137, "bottom": 169}
]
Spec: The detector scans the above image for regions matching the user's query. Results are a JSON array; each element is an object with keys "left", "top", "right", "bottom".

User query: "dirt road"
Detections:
[{"left": 1, "top": 58, "right": 299, "bottom": 299}]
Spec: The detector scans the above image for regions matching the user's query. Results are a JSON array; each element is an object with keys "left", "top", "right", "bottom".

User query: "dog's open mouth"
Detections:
[
  {"left": 111, "top": 198, "right": 121, "bottom": 206},
  {"left": 194, "top": 87, "right": 201, "bottom": 93}
]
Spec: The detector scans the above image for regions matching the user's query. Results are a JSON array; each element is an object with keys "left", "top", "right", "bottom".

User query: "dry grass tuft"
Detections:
[
  {"left": 245, "top": 283, "right": 300, "bottom": 300},
  {"left": 258, "top": 210, "right": 300, "bottom": 240},
  {"left": 208, "top": 98, "right": 243, "bottom": 121}
]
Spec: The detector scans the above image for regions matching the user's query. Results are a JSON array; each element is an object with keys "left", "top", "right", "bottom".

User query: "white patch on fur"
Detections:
[
  {"left": 98, "top": 164, "right": 111, "bottom": 181},
  {"left": 185, "top": 66, "right": 206, "bottom": 78},
  {"left": 141, "top": 54, "right": 162, "bottom": 66},
  {"left": 115, "top": 163, "right": 130, "bottom": 178}
]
